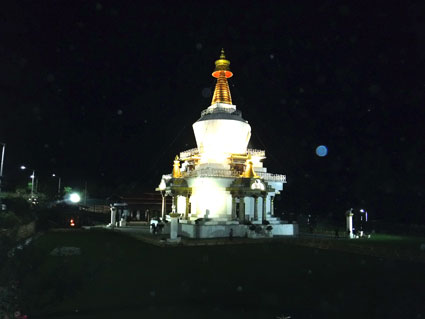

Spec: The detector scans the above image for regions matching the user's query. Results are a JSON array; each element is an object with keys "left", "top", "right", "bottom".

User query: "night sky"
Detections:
[{"left": 1, "top": 1, "right": 424, "bottom": 223}]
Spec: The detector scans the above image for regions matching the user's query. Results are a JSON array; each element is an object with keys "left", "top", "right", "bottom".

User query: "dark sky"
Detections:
[{"left": 1, "top": 1, "right": 424, "bottom": 222}]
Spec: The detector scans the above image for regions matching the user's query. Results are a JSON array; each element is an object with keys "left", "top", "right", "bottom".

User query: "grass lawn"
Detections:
[
  {"left": 342, "top": 233, "right": 425, "bottom": 247},
  {"left": 296, "top": 233, "right": 425, "bottom": 262},
  {"left": 17, "top": 229, "right": 425, "bottom": 319}
]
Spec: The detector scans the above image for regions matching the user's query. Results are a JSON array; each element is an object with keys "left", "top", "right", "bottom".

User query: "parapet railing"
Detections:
[
  {"left": 181, "top": 168, "right": 239, "bottom": 178},
  {"left": 256, "top": 172, "right": 287, "bottom": 183},
  {"left": 180, "top": 148, "right": 199, "bottom": 159},
  {"left": 179, "top": 148, "right": 266, "bottom": 160},
  {"left": 247, "top": 149, "right": 266, "bottom": 157},
  {"left": 200, "top": 107, "right": 242, "bottom": 118},
  {"left": 175, "top": 168, "right": 287, "bottom": 182}
]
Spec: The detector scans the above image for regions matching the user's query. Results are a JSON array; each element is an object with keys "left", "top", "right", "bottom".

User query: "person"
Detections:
[
  {"left": 116, "top": 210, "right": 121, "bottom": 227},
  {"left": 151, "top": 223, "right": 157, "bottom": 235},
  {"left": 229, "top": 228, "right": 233, "bottom": 241},
  {"left": 335, "top": 228, "right": 339, "bottom": 238},
  {"left": 157, "top": 222, "right": 163, "bottom": 235}
]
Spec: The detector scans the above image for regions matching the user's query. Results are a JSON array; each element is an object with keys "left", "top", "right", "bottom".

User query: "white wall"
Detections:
[
  {"left": 193, "top": 119, "right": 251, "bottom": 163},
  {"left": 226, "top": 194, "right": 232, "bottom": 217},
  {"left": 178, "top": 223, "right": 298, "bottom": 238},
  {"left": 187, "top": 177, "right": 233, "bottom": 219},
  {"left": 179, "top": 223, "right": 247, "bottom": 238},
  {"left": 244, "top": 196, "right": 254, "bottom": 220},
  {"left": 177, "top": 195, "right": 186, "bottom": 214},
  {"left": 272, "top": 224, "right": 298, "bottom": 236}
]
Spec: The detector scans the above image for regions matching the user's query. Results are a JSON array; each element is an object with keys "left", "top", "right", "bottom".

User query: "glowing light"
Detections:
[
  {"left": 193, "top": 119, "right": 251, "bottom": 163},
  {"left": 191, "top": 178, "right": 227, "bottom": 218},
  {"left": 69, "top": 193, "right": 81, "bottom": 203},
  {"left": 315, "top": 145, "right": 328, "bottom": 157},
  {"left": 212, "top": 70, "right": 233, "bottom": 78},
  {"left": 20, "top": 165, "right": 26, "bottom": 170},
  {"left": 177, "top": 195, "right": 186, "bottom": 214},
  {"left": 251, "top": 179, "right": 265, "bottom": 190},
  {"left": 158, "top": 179, "right": 166, "bottom": 191},
  {"left": 70, "top": 219, "right": 75, "bottom": 227}
]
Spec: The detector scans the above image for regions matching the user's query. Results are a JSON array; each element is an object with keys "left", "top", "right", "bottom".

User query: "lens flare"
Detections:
[{"left": 315, "top": 145, "right": 328, "bottom": 157}]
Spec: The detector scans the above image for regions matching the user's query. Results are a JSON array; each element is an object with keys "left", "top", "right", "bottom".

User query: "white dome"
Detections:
[{"left": 193, "top": 105, "right": 251, "bottom": 163}]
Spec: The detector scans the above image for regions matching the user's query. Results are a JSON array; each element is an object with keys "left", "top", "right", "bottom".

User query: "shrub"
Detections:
[
  {"left": 266, "top": 225, "right": 273, "bottom": 231},
  {"left": 249, "top": 225, "right": 256, "bottom": 231},
  {"left": 3, "top": 198, "right": 34, "bottom": 224},
  {"left": 262, "top": 220, "right": 270, "bottom": 225},
  {"left": 0, "top": 212, "right": 21, "bottom": 229}
]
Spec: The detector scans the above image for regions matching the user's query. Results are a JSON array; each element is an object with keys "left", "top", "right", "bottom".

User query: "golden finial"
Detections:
[
  {"left": 220, "top": 48, "right": 226, "bottom": 59},
  {"left": 172, "top": 155, "right": 181, "bottom": 178},
  {"left": 211, "top": 49, "right": 233, "bottom": 105},
  {"left": 212, "top": 49, "right": 233, "bottom": 79},
  {"left": 241, "top": 160, "right": 259, "bottom": 178}
]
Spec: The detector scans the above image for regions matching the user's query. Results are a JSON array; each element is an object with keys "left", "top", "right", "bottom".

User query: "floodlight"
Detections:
[{"left": 69, "top": 193, "right": 81, "bottom": 203}]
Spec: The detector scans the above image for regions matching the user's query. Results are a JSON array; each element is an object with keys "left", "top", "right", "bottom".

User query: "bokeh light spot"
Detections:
[
  {"left": 202, "top": 87, "right": 212, "bottom": 98},
  {"left": 316, "top": 145, "right": 328, "bottom": 157}
]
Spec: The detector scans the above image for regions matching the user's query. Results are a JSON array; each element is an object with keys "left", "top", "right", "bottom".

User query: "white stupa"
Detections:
[{"left": 157, "top": 49, "right": 298, "bottom": 238}]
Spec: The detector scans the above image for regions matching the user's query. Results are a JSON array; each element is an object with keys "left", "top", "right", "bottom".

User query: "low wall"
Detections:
[
  {"left": 179, "top": 223, "right": 298, "bottom": 239},
  {"left": 272, "top": 223, "right": 298, "bottom": 236},
  {"left": 180, "top": 223, "right": 246, "bottom": 238}
]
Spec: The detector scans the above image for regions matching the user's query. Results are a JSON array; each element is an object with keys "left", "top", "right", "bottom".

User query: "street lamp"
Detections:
[
  {"left": 0, "top": 142, "right": 5, "bottom": 194},
  {"left": 359, "top": 208, "right": 368, "bottom": 237},
  {"left": 20, "top": 165, "right": 36, "bottom": 198},
  {"left": 52, "top": 173, "right": 62, "bottom": 197},
  {"left": 69, "top": 192, "right": 81, "bottom": 203},
  {"left": 158, "top": 178, "right": 167, "bottom": 220}
]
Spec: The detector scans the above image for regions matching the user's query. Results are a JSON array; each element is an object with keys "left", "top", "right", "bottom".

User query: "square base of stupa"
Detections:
[{"left": 177, "top": 220, "right": 298, "bottom": 239}]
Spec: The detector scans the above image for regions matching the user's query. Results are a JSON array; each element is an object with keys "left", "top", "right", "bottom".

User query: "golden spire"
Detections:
[
  {"left": 241, "top": 160, "right": 259, "bottom": 178},
  {"left": 172, "top": 155, "right": 182, "bottom": 178},
  {"left": 211, "top": 49, "right": 233, "bottom": 105}
]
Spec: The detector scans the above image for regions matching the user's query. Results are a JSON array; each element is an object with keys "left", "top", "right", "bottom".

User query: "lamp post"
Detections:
[
  {"left": 52, "top": 174, "right": 62, "bottom": 197},
  {"left": 0, "top": 143, "right": 5, "bottom": 194},
  {"left": 20, "top": 165, "right": 35, "bottom": 198},
  {"left": 359, "top": 209, "right": 368, "bottom": 237},
  {"left": 158, "top": 179, "right": 166, "bottom": 221}
]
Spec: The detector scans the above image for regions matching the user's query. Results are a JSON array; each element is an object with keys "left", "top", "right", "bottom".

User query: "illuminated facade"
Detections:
[{"left": 157, "top": 50, "right": 297, "bottom": 238}]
